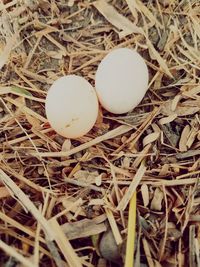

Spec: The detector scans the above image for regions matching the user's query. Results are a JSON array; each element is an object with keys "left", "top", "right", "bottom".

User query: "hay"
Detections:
[{"left": 0, "top": 0, "right": 200, "bottom": 266}]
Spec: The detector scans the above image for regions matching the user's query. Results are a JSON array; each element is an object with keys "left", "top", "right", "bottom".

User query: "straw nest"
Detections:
[{"left": 0, "top": 1, "right": 200, "bottom": 266}]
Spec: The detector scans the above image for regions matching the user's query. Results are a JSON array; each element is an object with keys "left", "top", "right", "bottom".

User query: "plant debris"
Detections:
[{"left": 0, "top": 0, "right": 200, "bottom": 266}]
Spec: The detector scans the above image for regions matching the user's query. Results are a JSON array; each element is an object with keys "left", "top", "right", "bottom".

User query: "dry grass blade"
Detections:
[
  {"left": 146, "top": 40, "right": 172, "bottom": 78},
  {"left": 0, "top": 165, "right": 52, "bottom": 193},
  {"left": 114, "top": 107, "right": 159, "bottom": 153},
  {"left": 33, "top": 125, "right": 133, "bottom": 158},
  {"left": 104, "top": 207, "right": 123, "bottom": 245},
  {"left": 189, "top": 225, "right": 196, "bottom": 267},
  {"left": 5, "top": 96, "right": 47, "bottom": 123},
  {"left": 125, "top": 0, "right": 138, "bottom": 22},
  {"left": 0, "top": 210, "right": 45, "bottom": 243},
  {"left": 142, "top": 238, "right": 154, "bottom": 267},
  {"left": 48, "top": 218, "right": 83, "bottom": 267},
  {"left": 117, "top": 162, "right": 146, "bottom": 211},
  {"left": 0, "top": 239, "right": 35, "bottom": 267},
  {"left": 0, "top": 34, "right": 17, "bottom": 70},
  {"left": 0, "top": 170, "right": 54, "bottom": 241},
  {"left": 125, "top": 191, "right": 137, "bottom": 267}
]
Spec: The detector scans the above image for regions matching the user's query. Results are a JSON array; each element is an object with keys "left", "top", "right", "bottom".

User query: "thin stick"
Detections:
[{"left": 125, "top": 191, "right": 137, "bottom": 267}]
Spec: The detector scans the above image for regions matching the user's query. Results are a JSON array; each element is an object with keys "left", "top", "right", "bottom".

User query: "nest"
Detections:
[{"left": 0, "top": 0, "right": 200, "bottom": 266}]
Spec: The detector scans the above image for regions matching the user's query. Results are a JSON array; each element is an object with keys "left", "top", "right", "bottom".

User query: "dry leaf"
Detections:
[
  {"left": 132, "top": 143, "right": 151, "bottom": 168},
  {"left": 73, "top": 170, "right": 99, "bottom": 184},
  {"left": 147, "top": 40, "right": 172, "bottom": 78},
  {"left": 62, "top": 139, "right": 71, "bottom": 152},
  {"left": 161, "top": 100, "right": 200, "bottom": 116},
  {"left": 93, "top": 0, "right": 141, "bottom": 38},
  {"left": 89, "top": 199, "right": 104, "bottom": 206},
  {"left": 95, "top": 174, "right": 102, "bottom": 186},
  {"left": 176, "top": 150, "right": 200, "bottom": 159},
  {"left": 186, "top": 128, "right": 198, "bottom": 149},
  {"left": 125, "top": 0, "right": 138, "bottom": 22},
  {"left": 143, "top": 132, "right": 160, "bottom": 146},
  {"left": 150, "top": 188, "right": 163, "bottom": 211},
  {"left": 179, "top": 125, "right": 190, "bottom": 152},
  {"left": 0, "top": 35, "right": 17, "bottom": 70},
  {"left": 61, "top": 218, "right": 107, "bottom": 240},
  {"left": 159, "top": 114, "right": 177, "bottom": 125},
  {"left": 61, "top": 197, "right": 85, "bottom": 216},
  {"left": 0, "top": 87, "right": 12, "bottom": 95},
  {"left": 141, "top": 184, "right": 149, "bottom": 207},
  {"left": 159, "top": 164, "right": 169, "bottom": 176},
  {"left": 171, "top": 95, "right": 181, "bottom": 111},
  {"left": 47, "top": 50, "right": 65, "bottom": 59},
  {"left": 26, "top": 113, "right": 41, "bottom": 128},
  {"left": 135, "top": 0, "right": 163, "bottom": 29},
  {"left": 181, "top": 85, "right": 200, "bottom": 98},
  {"left": 197, "top": 132, "right": 200, "bottom": 141}
]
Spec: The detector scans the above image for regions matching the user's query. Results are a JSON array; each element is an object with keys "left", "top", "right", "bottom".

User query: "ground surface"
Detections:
[{"left": 0, "top": 0, "right": 200, "bottom": 266}]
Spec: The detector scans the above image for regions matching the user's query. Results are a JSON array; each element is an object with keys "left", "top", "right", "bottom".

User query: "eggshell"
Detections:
[
  {"left": 45, "top": 75, "right": 98, "bottom": 138},
  {"left": 95, "top": 48, "right": 149, "bottom": 114}
]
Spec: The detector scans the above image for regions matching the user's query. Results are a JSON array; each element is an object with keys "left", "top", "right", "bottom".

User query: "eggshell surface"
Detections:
[
  {"left": 95, "top": 48, "right": 149, "bottom": 114},
  {"left": 45, "top": 75, "right": 98, "bottom": 138}
]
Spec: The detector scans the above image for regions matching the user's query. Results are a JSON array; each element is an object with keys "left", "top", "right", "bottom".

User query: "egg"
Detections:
[
  {"left": 95, "top": 48, "right": 149, "bottom": 114},
  {"left": 45, "top": 75, "right": 98, "bottom": 138}
]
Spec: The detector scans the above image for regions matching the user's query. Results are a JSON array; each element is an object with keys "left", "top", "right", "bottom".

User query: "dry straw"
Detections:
[{"left": 0, "top": 0, "right": 200, "bottom": 266}]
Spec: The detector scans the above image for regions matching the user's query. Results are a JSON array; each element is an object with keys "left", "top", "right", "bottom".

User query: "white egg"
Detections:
[
  {"left": 95, "top": 48, "right": 149, "bottom": 114},
  {"left": 45, "top": 75, "right": 98, "bottom": 138}
]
